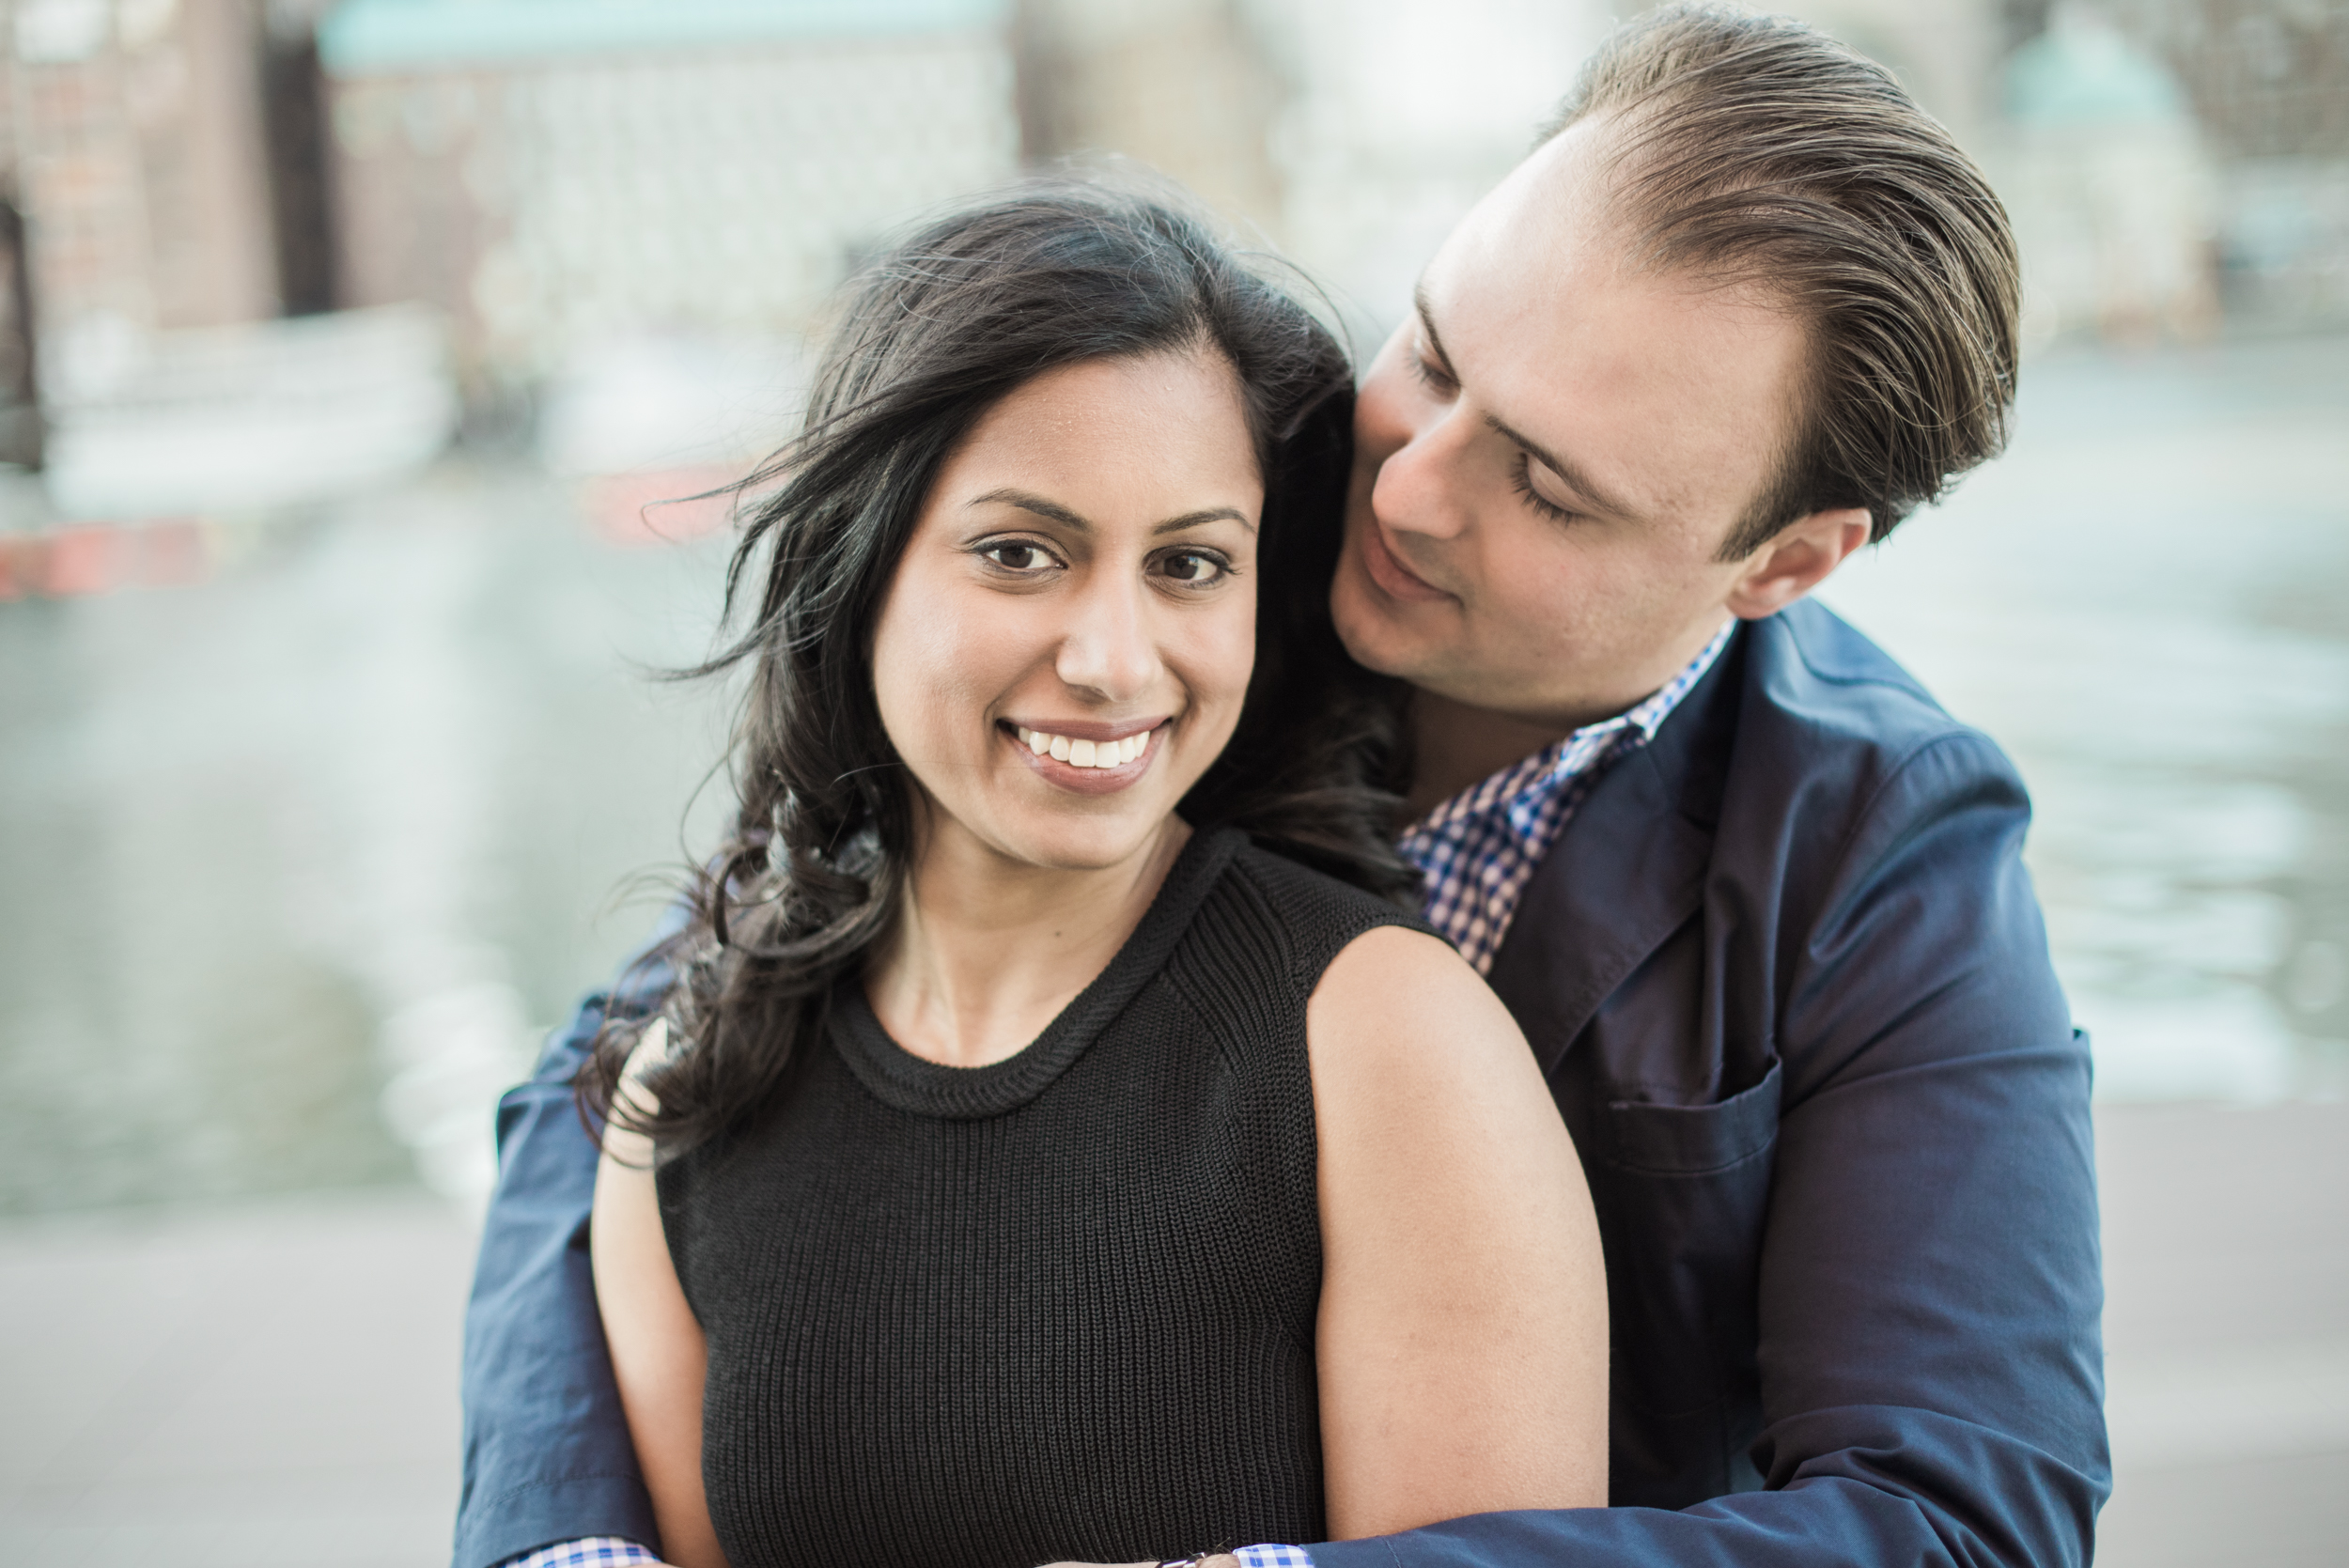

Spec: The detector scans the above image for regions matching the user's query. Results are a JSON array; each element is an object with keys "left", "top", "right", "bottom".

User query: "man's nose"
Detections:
[
  {"left": 1054, "top": 576, "right": 1161, "bottom": 702},
  {"left": 1368, "top": 398, "right": 1474, "bottom": 543}
]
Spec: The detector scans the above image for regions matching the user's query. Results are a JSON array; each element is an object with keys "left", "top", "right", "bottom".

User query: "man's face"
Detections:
[{"left": 1330, "top": 116, "right": 1815, "bottom": 728}]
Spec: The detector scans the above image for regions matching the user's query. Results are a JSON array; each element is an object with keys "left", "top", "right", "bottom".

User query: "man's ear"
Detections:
[{"left": 1724, "top": 506, "right": 1871, "bottom": 618}]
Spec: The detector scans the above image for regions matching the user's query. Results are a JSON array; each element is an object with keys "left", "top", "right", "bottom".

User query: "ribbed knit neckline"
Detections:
[{"left": 831, "top": 825, "right": 1244, "bottom": 1120}]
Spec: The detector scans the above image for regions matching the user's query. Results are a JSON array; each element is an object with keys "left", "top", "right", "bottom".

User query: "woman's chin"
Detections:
[
  {"left": 944, "top": 798, "right": 1183, "bottom": 877},
  {"left": 1020, "top": 820, "right": 1175, "bottom": 875}
]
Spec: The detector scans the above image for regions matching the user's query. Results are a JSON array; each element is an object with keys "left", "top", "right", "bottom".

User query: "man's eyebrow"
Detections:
[
  {"left": 1413, "top": 283, "right": 1454, "bottom": 373},
  {"left": 1415, "top": 283, "right": 1639, "bottom": 520},
  {"left": 1484, "top": 413, "right": 1641, "bottom": 521},
  {"left": 967, "top": 489, "right": 1253, "bottom": 536}
]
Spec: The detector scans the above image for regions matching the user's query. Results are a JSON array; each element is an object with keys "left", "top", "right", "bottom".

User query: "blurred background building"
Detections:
[{"left": 0, "top": 2, "right": 2342, "bottom": 1566}]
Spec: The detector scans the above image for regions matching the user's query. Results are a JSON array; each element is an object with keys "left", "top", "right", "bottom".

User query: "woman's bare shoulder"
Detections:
[
  {"left": 1303, "top": 926, "right": 1609, "bottom": 1531},
  {"left": 1304, "top": 923, "right": 1579, "bottom": 1243},
  {"left": 1306, "top": 924, "right": 1535, "bottom": 1093}
]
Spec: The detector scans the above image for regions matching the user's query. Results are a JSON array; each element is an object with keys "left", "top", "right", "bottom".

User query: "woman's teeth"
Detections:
[{"left": 1015, "top": 726, "right": 1154, "bottom": 768}]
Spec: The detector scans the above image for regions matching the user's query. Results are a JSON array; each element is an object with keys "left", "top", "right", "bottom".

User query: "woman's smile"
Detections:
[{"left": 1002, "top": 718, "right": 1168, "bottom": 794}]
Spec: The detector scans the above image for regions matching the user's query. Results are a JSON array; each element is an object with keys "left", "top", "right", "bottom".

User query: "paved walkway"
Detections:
[
  {"left": 2093, "top": 1102, "right": 2349, "bottom": 1566},
  {"left": 1, "top": 1192, "right": 470, "bottom": 1568},
  {"left": 2, "top": 1104, "right": 2342, "bottom": 1567}
]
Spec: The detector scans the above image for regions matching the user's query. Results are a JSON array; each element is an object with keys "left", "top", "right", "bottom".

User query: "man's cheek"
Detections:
[
  {"left": 1351, "top": 370, "right": 1419, "bottom": 460},
  {"left": 1485, "top": 544, "right": 1582, "bottom": 643}
]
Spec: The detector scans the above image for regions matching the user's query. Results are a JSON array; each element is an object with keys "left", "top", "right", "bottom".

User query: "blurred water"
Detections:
[
  {"left": 0, "top": 334, "right": 2342, "bottom": 1218},
  {"left": 1822, "top": 330, "right": 2349, "bottom": 1103},
  {"left": 0, "top": 465, "right": 738, "bottom": 1216}
]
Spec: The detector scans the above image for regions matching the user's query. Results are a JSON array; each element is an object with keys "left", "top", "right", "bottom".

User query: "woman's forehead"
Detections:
[{"left": 927, "top": 352, "right": 1266, "bottom": 525}]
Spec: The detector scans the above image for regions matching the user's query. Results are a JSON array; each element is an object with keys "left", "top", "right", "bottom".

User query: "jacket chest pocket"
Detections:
[
  {"left": 1584, "top": 1058, "right": 1781, "bottom": 1506},
  {"left": 1601, "top": 1054, "right": 1781, "bottom": 1174}
]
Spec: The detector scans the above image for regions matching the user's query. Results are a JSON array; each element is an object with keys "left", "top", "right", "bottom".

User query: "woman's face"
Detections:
[{"left": 872, "top": 348, "right": 1264, "bottom": 876}]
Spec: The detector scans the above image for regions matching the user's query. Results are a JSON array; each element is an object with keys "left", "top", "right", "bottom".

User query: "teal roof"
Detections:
[
  {"left": 2004, "top": 22, "right": 2189, "bottom": 128},
  {"left": 319, "top": 0, "right": 1008, "bottom": 76}
]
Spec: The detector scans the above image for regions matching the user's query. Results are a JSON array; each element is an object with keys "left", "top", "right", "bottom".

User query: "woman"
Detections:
[{"left": 583, "top": 188, "right": 1606, "bottom": 1568}]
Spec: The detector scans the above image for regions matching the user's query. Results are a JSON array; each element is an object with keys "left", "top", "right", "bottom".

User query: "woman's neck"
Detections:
[{"left": 866, "top": 814, "right": 1193, "bottom": 1068}]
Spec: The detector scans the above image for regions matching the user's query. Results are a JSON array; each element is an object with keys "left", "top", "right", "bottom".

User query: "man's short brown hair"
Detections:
[{"left": 1541, "top": 4, "right": 2020, "bottom": 557}]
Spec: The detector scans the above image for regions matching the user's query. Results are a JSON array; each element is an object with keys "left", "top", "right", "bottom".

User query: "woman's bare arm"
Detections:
[
  {"left": 591, "top": 1025, "right": 727, "bottom": 1568},
  {"left": 1308, "top": 925, "right": 1609, "bottom": 1539}
]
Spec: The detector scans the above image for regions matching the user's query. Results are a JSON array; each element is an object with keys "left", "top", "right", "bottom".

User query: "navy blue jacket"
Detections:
[{"left": 454, "top": 599, "right": 2108, "bottom": 1568}]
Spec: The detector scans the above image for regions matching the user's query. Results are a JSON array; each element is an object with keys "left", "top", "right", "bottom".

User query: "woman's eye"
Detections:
[
  {"left": 1157, "top": 550, "right": 1226, "bottom": 584},
  {"left": 982, "top": 541, "right": 1053, "bottom": 572}
]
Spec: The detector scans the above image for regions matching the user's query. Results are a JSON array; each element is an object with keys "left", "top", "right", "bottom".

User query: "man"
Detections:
[{"left": 457, "top": 8, "right": 2107, "bottom": 1568}]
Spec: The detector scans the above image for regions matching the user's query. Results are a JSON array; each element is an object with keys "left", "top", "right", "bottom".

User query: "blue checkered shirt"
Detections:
[
  {"left": 503, "top": 1544, "right": 658, "bottom": 1568},
  {"left": 1400, "top": 621, "right": 1735, "bottom": 973},
  {"left": 504, "top": 1540, "right": 1312, "bottom": 1567}
]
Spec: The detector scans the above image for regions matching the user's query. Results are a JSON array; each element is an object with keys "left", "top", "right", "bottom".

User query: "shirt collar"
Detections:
[{"left": 1413, "top": 619, "right": 1737, "bottom": 840}]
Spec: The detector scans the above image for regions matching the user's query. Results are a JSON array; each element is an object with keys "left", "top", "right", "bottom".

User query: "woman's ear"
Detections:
[{"left": 1724, "top": 506, "right": 1871, "bottom": 618}]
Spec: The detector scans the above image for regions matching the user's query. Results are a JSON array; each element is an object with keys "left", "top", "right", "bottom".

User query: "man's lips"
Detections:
[{"left": 1357, "top": 517, "right": 1454, "bottom": 604}]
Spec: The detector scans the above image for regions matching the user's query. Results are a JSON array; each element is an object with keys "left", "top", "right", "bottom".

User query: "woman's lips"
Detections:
[
  {"left": 1357, "top": 517, "right": 1453, "bottom": 603},
  {"left": 1001, "top": 720, "right": 1162, "bottom": 794}
]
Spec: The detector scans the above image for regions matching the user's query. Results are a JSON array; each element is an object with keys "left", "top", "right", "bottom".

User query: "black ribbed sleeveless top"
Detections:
[{"left": 655, "top": 827, "right": 1423, "bottom": 1568}]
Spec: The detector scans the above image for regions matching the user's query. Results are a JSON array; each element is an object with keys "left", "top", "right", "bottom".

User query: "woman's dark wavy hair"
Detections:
[{"left": 579, "top": 184, "right": 1415, "bottom": 1149}]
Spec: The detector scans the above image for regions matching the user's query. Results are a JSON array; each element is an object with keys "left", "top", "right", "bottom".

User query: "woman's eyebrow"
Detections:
[
  {"left": 968, "top": 489, "right": 1254, "bottom": 536},
  {"left": 1156, "top": 507, "right": 1253, "bottom": 536},
  {"left": 969, "top": 488, "right": 1090, "bottom": 531}
]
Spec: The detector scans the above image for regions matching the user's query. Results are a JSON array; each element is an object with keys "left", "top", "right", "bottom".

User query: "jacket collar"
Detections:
[{"left": 1483, "top": 621, "right": 1747, "bottom": 1070}]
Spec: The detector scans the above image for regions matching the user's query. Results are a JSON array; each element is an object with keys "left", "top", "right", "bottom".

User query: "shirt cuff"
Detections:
[
  {"left": 1235, "top": 1546, "right": 1315, "bottom": 1568},
  {"left": 498, "top": 1538, "right": 662, "bottom": 1568}
]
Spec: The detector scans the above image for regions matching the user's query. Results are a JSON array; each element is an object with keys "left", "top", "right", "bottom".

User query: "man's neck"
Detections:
[
  {"left": 1402, "top": 616, "right": 1738, "bottom": 820},
  {"left": 1404, "top": 691, "right": 1585, "bottom": 819}
]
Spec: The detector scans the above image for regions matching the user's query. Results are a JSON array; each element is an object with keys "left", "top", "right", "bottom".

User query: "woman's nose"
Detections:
[{"left": 1054, "top": 577, "right": 1161, "bottom": 702}]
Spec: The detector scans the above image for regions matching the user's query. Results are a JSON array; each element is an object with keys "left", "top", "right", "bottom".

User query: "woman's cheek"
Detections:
[
  {"left": 873, "top": 573, "right": 996, "bottom": 760},
  {"left": 1176, "top": 592, "right": 1259, "bottom": 749}
]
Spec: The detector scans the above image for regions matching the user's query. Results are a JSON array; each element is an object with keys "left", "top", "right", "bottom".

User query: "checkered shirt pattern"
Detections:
[
  {"left": 501, "top": 1540, "right": 661, "bottom": 1568},
  {"left": 1235, "top": 1545, "right": 1317, "bottom": 1568},
  {"left": 1399, "top": 620, "right": 1735, "bottom": 974}
]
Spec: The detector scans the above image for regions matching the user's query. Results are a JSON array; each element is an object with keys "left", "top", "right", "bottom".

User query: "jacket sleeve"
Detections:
[
  {"left": 1310, "top": 731, "right": 2109, "bottom": 1568},
  {"left": 452, "top": 939, "right": 677, "bottom": 1568}
]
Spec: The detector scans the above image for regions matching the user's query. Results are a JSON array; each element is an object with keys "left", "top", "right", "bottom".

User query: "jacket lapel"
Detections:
[{"left": 1484, "top": 631, "right": 1742, "bottom": 1073}]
